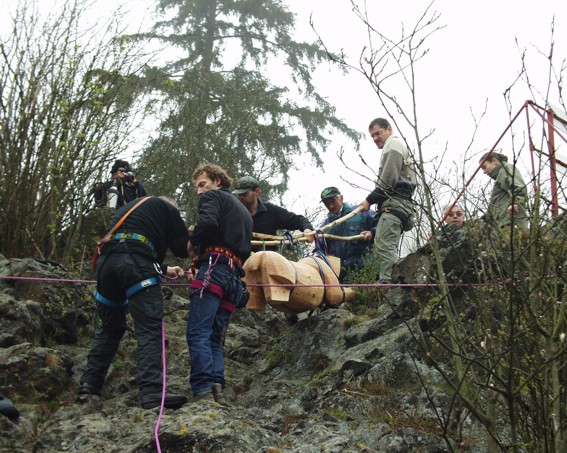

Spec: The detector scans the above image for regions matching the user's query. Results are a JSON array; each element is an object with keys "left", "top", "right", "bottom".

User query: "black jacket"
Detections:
[
  {"left": 190, "top": 188, "right": 253, "bottom": 262},
  {"left": 114, "top": 179, "right": 147, "bottom": 208},
  {"left": 103, "top": 197, "right": 189, "bottom": 264},
  {"left": 253, "top": 199, "right": 313, "bottom": 236},
  {"left": 251, "top": 200, "right": 313, "bottom": 252}
]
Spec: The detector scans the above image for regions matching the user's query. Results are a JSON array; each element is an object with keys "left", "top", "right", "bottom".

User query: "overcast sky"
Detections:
[
  {"left": 3, "top": 0, "right": 566, "bottom": 222},
  {"left": 282, "top": 0, "right": 567, "bottom": 219}
]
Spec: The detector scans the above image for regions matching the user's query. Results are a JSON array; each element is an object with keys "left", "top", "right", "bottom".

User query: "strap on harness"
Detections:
[
  {"left": 380, "top": 206, "right": 408, "bottom": 231},
  {"left": 111, "top": 233, "right": 156, "bottom": 255},
  {"left": 126, "top": 277, "right": 161, "bottom": 298},
  {"left": 92, "top": 196, "right": 152, "bottom": 272},
  {"left": 189, "top": 279, "right": 236, "bottom": 313},
  {"left": 94, "top": 276, "right": 161, "bottom": 308},
  {"left": 94, "top": 290, "right": 128, "bottom": 308},
  {"left": 203, "top": 245, "right": 242, "bottom": 268}
]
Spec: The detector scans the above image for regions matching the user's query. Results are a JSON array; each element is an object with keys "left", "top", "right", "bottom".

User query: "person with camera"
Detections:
[{"left": 107, "top": 159, "right": 148, "bottom": 209}]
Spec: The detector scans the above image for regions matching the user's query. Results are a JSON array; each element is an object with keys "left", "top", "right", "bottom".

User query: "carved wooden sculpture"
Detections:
[{"left": 243, "top": 251, "right": 356, "bottom": 312}]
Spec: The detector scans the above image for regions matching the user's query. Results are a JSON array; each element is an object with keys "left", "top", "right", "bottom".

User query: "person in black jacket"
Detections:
[
  {"left": 232, "top": 175, "right": 314, "bottom": 251},
  {"left": 186, "top": 164, "right": 253, "bottom": 405},
  {"left": 80, "top": 196, "right": 190, "bottom": 410}
]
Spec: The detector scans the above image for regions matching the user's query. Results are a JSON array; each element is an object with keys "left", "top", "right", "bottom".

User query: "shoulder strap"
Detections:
[{"left": 92, "top": 196, "right": 152, "bottom": 271}]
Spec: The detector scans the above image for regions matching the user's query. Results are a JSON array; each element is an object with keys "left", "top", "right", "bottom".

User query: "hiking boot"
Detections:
[
  {"left": 212, "top": 384, "right": 231, "bottom": 407},
  {"left": 78, "top": 382, "right": 102, "bottom": 397},
  {"left": 140, "top": 392, "right": 187, "bottom": 410},
  {"left": 192, "top": 391, "right": 214, "bottom": 403},
  {"left": 0, "top": 396, "right": 19, "bottom": 422}
]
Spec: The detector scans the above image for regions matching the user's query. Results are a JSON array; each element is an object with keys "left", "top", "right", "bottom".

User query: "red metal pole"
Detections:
[
  {"left": 437, "top": 102, "right": 529, "bottom": 230},
  {"left": 525, "top": 103, "right": 539, "bottom": 197},
  {"left": 547, "top": 108, "right": 559, "bottom": 217}
]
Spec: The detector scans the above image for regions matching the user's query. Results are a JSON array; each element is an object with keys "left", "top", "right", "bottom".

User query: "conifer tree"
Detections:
[{"left": 134, "top": 0, "right": 360, "bottom": 213}]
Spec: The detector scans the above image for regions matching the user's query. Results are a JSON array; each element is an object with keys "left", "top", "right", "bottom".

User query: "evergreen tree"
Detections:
[{"left": 134, "top": 0, "right": 360, "bottom": 216}]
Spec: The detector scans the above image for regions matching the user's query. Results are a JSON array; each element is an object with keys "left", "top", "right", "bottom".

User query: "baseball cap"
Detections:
[
  {"left": 320, "top": 186, "right": 341, "bottom": 202},
  {"left": 232, "top": 176, "right": 260, "bottom": 195}
]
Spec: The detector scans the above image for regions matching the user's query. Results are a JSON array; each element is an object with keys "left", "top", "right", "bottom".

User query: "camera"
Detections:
[{"left": 124, "top": 172, "right": 135, "bottom": 182}]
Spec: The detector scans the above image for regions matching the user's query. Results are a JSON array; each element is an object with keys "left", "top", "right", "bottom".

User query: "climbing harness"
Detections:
[
  {"left": 379, "top": 206, "right": 414, "bottom": 232},
  {"left": 93, "top": 276, "right": 162, "bottom": 308},
  {"left": 92, "top": 196, "right": 152, "bottom": 271},
  {"left": 203, "top": 246, "right": 243, "bottom": 268},
  {"left": 199, "top": 254, "right": 220, "bottom": 297},
  {"left": 110, "top": 233, "right": 156, "bottom": 255}
]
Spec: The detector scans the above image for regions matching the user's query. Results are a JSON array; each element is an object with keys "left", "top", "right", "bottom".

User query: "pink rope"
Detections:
[
  {"left": 0, "top": 274, "right": 493, "bottom": 288},
  {"left": 0, "top": 275, "right": 96, "bottom": 284},
  {"left": 246, "top": 282, "right": 487, "bottom": 288},
  {"left": 154, "top": 318, "right": 166, "bottom": 452},
  {"left": 0, "top": 276, "right": 171, "bottom": 448}
]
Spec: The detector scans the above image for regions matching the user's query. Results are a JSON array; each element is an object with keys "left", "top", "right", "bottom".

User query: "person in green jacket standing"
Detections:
[{"left": 480, "top": 152, "right": 528, "bottom": 229}]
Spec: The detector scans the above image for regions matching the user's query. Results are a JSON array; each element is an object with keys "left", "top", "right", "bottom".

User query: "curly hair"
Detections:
[{"left": 192, "top": 164, "right": 232, "bottom": 189}]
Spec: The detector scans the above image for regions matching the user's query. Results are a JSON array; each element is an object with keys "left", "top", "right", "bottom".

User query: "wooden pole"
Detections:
[
  {"left": 251, "top": 233, "right": 366, "bottom": 247},
  {"left": 251, "top": 205, "right": 366, "bottom": 242}
]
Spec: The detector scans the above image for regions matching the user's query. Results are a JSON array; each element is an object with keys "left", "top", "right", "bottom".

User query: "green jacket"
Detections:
[
  {"left": 487, "top": 162, "right": 528, "bottom": 228},
  {"left": 435, "top": 223, "right": 468, "bottom": 258}
]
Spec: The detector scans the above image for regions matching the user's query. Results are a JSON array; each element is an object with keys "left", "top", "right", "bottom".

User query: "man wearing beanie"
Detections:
[{"left": 107, "top": 159, "right": 148, "bottom": 209}]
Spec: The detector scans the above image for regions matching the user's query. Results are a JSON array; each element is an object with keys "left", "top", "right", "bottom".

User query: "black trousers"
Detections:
[{"left": 81, "top": 253, "right": 163, "bottom": 396}]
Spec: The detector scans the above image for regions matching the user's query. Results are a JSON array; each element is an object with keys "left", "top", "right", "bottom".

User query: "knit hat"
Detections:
[{"left": 110, "top": 159, "right": 131, "bottom": 174}]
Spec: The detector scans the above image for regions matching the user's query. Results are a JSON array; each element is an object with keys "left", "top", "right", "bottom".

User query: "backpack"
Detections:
[{"left": 91, "top": 181, "right": 112, "bottom": 207}]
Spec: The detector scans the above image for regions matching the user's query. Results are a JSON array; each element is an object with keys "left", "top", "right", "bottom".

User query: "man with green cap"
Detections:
[
  {"left": 233, "top": 176, "right": 314, "bottom": 251},
  {"left": 319, "top": 186, "right": 376, "bottom": 282}
]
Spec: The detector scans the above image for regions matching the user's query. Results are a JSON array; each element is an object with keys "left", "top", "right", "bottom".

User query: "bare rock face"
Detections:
[
  {"left": 1, "top": 257, "right": 96, "bottom": 346},
  {"left": 0, "top": 298, "right": 44, "bottom": 347},
  {"left": 0, "top": 254, "right": 486, "bottom": 452},
  {"left": 0, "top": 343, "right": 74, "bottom": 401}
]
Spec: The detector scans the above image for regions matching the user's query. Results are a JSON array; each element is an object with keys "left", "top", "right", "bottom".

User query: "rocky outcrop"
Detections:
[{"left": 0, "top": 254, "right": 486, "bottom": 452}]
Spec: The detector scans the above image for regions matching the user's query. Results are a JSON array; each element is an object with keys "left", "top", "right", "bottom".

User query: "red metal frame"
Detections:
[{"left": 440, "top": 100, "right": 567, "bottom": 230}]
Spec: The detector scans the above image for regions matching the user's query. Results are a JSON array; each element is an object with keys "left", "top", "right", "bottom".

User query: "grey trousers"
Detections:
[{"left": 374, "top": 211, "right": 403, "bottom": 282}]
